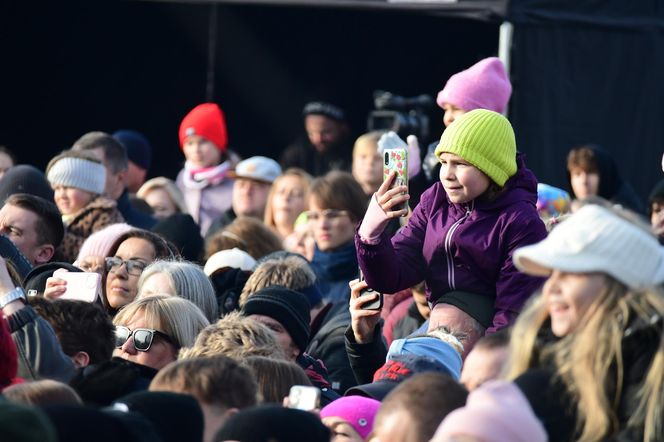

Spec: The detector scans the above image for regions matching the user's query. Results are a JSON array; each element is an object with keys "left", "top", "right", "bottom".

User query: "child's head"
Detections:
[
  {"left": 566, "top": 146, "right": 600, "bottom": 200},
  {"left": 352, "top": 131, "right": 384, "bottom": 196},
  {"left": 320, "top": 396, "right": 381, "bottom": 442},
  {"left": 434, "top": 109, "right": 517, "bottom": 204},
  {"left": 437, "top": 57, "right": 512, "bottom": 127},
  {"left": 179, "top": 103, "right": 228, "bottom": 168},
  {"left": 46, "top": 150, "right": 106, "bottom": 216}
]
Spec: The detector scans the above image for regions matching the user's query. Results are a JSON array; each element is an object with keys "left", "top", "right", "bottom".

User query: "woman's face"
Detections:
[
  {"left": 53, "top": 185, "right": 95, "bottom": 215},
  {"left": 182, "top": 135, "right": 221, "bottom": 168},
  {"left": 322, "top": 417, "right": 364, "bottom": 442},
  {"left": 106, "top": 238, "right": 156, "bottom": 310},
  {"left": 144, "top": 188, "right": 178, "bottom": 219},
  {"left": 543, "top": 270, "right": 607, "bottom": 337},
  {"left": 569, "top": 167, "right": 599, "bottom": 200},
  {"left": 442, "top": 103, "right": 466, "bottom": 127},
  {"left": 139, "top": 272, "right": 175, "bottom": 297},
  {"left": 271, "top": 176, "right": 307, "bottom": 233},
  {"left": 113, "top": 311, "right": 177, "bottom": 370},
  {"left": 308, "top": 199, "right": 356, "bottom": 252},
  {"left": 76, "top": 255, "right": 106, "bottom": 274}
]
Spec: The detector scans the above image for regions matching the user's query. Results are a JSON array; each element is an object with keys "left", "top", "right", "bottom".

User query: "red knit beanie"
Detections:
[{"left": 178, "top": 103, "right": 228, "bottom": 152}]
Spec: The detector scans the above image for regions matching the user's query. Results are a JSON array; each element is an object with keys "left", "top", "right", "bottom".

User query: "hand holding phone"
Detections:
[
  {"left": 58, "top": 272, "right": 101, "bottom": 303},
  {"left": 359, "top": 269, "right": 382, "bottom": 311}
]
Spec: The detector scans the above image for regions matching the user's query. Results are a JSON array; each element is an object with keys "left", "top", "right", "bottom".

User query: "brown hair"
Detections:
[
  {"left": 5, "top": 193, "right": 64, "bottom": 248},
  {"left": 150, "top": 355, "right": 258, "bottom": 410},
  {"left": 3, "top": 380, "right": 82, "bottom": 406},
  {"left": 205, "top": 216, "right": 283, "bottom": 261},
  {"left": 239, "top": 254, "right": 316, "bottom": 307},
  {"left": 178, "top": 311, "right": 285, "bottom": 360},
  {"left": 376, "top": 372, "right": 468, "bottom": 442},
  {"left": 308, "top": 171, "right": 367, "bottom": 222},
  {"left": 567, "top": 146, "right": 599, "bottom": 174},
  {"left": 242, "top": 356, "right": 311, "bottom": 403}
]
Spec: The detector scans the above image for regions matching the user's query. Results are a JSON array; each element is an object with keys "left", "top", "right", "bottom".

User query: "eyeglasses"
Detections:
[
  {"left": 306, "top": 209, "right": 350, "bottom": 222},
  {"left": 105, "top": 256, "right": 147, "bottom": 277},
  {"left": 114, "top": 326, "right": 175, "bottom": 352}
]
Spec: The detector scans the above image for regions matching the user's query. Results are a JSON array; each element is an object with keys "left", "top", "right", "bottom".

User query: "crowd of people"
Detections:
[{"left": 0, "top": 55, "right": 663, "bottom": 442}]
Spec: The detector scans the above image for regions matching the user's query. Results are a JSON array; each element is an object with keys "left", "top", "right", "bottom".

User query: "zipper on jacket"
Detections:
[{"left": 444, "top": 201, "right": 474, "bottom": 290}]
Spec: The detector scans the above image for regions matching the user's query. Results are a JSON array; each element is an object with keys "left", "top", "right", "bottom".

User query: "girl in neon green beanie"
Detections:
[{"left": 355, "top": 109, "right": 547, "bottom": 354}]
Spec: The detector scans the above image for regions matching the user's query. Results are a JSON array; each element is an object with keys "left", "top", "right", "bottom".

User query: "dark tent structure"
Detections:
[{"left": 1, "top": 0, "right": 662, "bottom": 200}]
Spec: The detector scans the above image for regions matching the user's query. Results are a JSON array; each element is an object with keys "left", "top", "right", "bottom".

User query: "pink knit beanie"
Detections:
[
  {"left": 320, "top": 396, "right": 381, "bottom": 440},
  {"left": 436, "top": 57, "right": 512, "bottom": 114},
  {"left": 76, "top": 223, "right": 134, "bottom": 261},
  {"left": 432, "top": 381, "right": 547, "bottom": 442}
]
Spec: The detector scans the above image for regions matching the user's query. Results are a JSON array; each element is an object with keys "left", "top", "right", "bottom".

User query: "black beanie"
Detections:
[
  {"left": 0, "top": 164, "right": 54, "bottom": 203},
  {"left": 111, "top": 391, "right": 204, "bottom": 442},
  {"left": 242, "top": 285, "right": 311, "bottom": 353},
  {"left": 23, "top": 262, "right": 82, "bottom": 296},
  {"left": 214, "top": 405, "right": 330, "bottom": 442},
  {"left": 151, "top": 214, "right": 204, "bottom": 263}
]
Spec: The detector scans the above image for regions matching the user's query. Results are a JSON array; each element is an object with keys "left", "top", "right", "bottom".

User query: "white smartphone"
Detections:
[
  {"left": 287, "top": 385, "right": 321, "bottom": 411},
  {"left": 59, "top": 272, "right": 101, "bottom": 303}
]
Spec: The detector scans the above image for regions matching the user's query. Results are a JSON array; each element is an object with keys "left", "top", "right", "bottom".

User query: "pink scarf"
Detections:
[{"left": 181, "top": 160, "right": 232, "bottom": 190}]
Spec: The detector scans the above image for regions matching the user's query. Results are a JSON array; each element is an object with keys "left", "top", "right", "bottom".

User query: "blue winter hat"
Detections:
[
  {"left": 387, "top": 336, "right": 462, "bottom": 380},
  {"left": 113, "top": 130, "right": 152, "bottom": 171}
]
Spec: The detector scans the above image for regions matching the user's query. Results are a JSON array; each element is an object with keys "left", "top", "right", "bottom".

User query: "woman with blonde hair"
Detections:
[
  {"left": 137, "top": 177, "right": 188, "bottom": 219},
  {"left": 113, "top": 295, "right": 209, "bottom": 371},
  {"left": 505, "top": 203, "right": 664, "bottom": 441},
  {"left": 137, "top": 259, "right": 218, "bottom": 323},
  {"left": 263, "top": 168, "right": 312, "bottom": 245}
]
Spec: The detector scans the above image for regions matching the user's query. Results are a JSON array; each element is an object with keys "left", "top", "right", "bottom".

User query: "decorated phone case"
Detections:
[{"left": 383, "top": 147, "right": 409, "bottom": 213}]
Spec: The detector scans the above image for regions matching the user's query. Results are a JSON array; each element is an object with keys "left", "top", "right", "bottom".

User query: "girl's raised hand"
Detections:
[{"left": 376, "top": 171, "right": 410, "bottom": 219}]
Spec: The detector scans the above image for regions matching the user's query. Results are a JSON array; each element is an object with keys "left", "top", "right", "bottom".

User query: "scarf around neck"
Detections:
[{"left": 181, "top": 160, "right": 232, "bottom": 190}]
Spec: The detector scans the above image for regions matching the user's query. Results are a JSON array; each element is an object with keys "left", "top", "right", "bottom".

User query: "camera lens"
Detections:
[{"left": 384, "top": 152, "right": 389, "bottom": 165}]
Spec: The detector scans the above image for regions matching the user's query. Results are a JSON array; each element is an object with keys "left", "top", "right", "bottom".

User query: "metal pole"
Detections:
[
  {"left": 205, "top": 3, "right": 218, "bottom": 102},
  {"left": 498, "top": 21, "right": 514, "bottom": 116}
]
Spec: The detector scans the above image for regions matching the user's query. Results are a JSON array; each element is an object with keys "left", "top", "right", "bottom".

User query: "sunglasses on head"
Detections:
[{"left": 114, "top": 326, "right": 175, "bottom": 352}]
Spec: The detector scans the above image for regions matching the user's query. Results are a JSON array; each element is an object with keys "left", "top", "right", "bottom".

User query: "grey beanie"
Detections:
[{"left": 47, "top": 157, "right": 106, "bottom": 195}]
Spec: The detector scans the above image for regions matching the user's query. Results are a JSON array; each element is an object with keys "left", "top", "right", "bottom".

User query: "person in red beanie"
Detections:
[{"left": 176, "top": 103, "right": 240, "bottom": 236}]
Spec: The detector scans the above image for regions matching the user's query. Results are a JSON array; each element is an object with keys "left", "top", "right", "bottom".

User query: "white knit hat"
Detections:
[
  {"left": 513, "top": 204, "right": 664, "bottom": 290},
  {"left": 204, "top": 248, "right": 257, "bottom": 276},
  {"left": 47, "top": 157, "right": 106, "bottom": 195}
]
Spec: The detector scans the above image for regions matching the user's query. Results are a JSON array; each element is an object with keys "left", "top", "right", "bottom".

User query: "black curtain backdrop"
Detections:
[
  {"left": 508, "top": 0, "right": 664, "bottom": 203},
  {"left": 0, "top": 2, "right": 498, "bottom": 181}
]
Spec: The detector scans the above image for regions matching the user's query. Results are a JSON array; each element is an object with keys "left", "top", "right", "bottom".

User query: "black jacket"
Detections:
[
  {"left": 305, "top": 301, "right": 355, "bottom": 394},
  {"left": 344, "top": 322, "right": 388, "bottom": 386}
]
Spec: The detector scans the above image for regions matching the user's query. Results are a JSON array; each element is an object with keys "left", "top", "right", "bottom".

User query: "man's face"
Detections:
[
  {"left": 89, "top": 147, "right": 126, "bottom": 200},
  {"left": 305, "top": 115, "right": 346, "bottom": 153},
  {"left": 126, "top": 161, "right": 147, "bottom": 194},
  {"left": 232, "top": 178, "right": 271, "bottom": 218},
  {"left": 0, "top": 204, "right": 52, "bottom": 265},
  {"left": 459, "top": 346, "right": 510, "bottom": 391},
  {"left": 246, "top": 314, "right": 300, "bottom": 360}
]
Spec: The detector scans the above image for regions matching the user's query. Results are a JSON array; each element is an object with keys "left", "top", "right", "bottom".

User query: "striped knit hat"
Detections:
[
  {"left": 435, "top": 109, "right": 516, "bottom": 187},
  {"left": 47, "top": 156, "right": 106, "bottom": 195}
]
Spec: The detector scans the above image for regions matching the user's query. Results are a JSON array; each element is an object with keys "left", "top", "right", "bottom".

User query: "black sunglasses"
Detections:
[{"left": 114, "top": 326, "right": 175, "bottom": 352}]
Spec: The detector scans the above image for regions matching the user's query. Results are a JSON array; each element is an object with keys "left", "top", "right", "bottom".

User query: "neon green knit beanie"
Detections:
[{"left": 434, "top": 109, "right": 517, "bottom": 187}]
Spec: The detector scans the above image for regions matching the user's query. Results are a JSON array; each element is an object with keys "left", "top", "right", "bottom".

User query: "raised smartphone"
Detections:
[
  {"left": 359, "top": 268, "right": 383, "bottom": 311},
  {"left": 383, "top": 147, "right": 409, "bottom": 214},
  {"left": 59, "top": 272, "right": 102, "bottom": 303},
  {"left": 287, "top": 385, "right": 321, "bottom": 411}
]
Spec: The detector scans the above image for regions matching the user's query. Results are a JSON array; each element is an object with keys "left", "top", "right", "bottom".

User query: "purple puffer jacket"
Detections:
[{"left": 356, "top": 155, "right": 547, "bottom": 334}]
